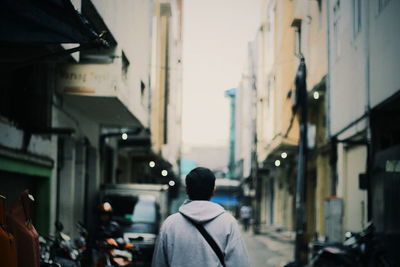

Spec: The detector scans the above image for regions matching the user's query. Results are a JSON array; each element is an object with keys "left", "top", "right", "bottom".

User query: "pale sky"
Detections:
[{"left": 182, "top": 0, "right": 261, "bottom": 148}]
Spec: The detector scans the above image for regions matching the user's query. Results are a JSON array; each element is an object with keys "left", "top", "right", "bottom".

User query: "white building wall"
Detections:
[
  {"left": 369, "top": 0, "right": 400, "bottom": 107},
  {"left": 254, "top": 29, "right": 268, "bottom": 162},
  {"left": 0, "top": 122, "right": 55, "bottom": 156},
  {"left": 326, "top": 0, "right": 400, "bottom": 238},
  {"left": 52, "top": 101, "right": 100, "bottom": 148},
  {"left": 48, "top": 0, "right": 156, "bottom": 236},
  {"left": 256, "top": 0, "right": 276, "bottom": 152},
  {"left": 90, "top": 0, "right": 153, "bottom": 128},
  {"left": 0, "top": 122, "right": 26, "bottom": 150},
  {"left": 328, "top": 0, "right": 368, "bottom": 136},
  {"left": 265, "top": 2, "right": 276, "bottom": 147},
  {"left": 235, "top": 59, "right": 254, "bottom": 179},
  {"left": 327, "top": 0, "right": 369, "bottom": 239},
  {"left": 336, "top": 144, "right": 368, "bottom": 233},
  {"left": 241, "top": 79, "right": 254, "bottom": 179},
  {"left": 52, "top": 98, "right": 101, "bottom": 237},
  {"left": 235, "top": 81, "right": 244, "bottom": 173},
  {"left": 301, "top": 0, "right": 328, "bottom": 88},
  {"left": 161, "top": 0, "right": 183, "bottom": 174}
]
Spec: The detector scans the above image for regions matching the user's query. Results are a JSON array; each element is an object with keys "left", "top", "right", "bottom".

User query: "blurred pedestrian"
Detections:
[
  {"left": 240, "top": 204, "right": 252, "bottom": 232},
  {"left": 152, "top": 167, "right": 250, "bottom": 267},
  {"left": 92, "top": 202, "right": 123, "bottom": 264},
  {"left": 94, "top": 202, "right": 123, "bottom": 241}
]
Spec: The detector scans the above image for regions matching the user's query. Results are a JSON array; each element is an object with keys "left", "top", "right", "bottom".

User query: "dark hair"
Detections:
[{"left": 185, "top": 167, "right": 216, "bottom": 200}]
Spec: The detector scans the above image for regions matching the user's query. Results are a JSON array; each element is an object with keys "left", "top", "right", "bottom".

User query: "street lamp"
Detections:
[
  {"left": 275, "top": 160, "right": 281, "bottom": 167},
  {"left": 281, "top": 152, "right": 288, "bottom": 159},
  {"left": 168, "top": 180, "right": 175, "bottom": 187},
  {"left": 149, "top": 161, "right": 155, "bottom": 168},
  {"left": 121, "top": 133, "right": 128, "bottom": 140},
  {"left": 161, "top": 170, "right": 168, "bottom": 177}
]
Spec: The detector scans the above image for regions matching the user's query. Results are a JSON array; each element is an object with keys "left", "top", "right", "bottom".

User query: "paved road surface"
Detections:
[{"left": 242, "top": 230, "right": 293, "bottom": 267}]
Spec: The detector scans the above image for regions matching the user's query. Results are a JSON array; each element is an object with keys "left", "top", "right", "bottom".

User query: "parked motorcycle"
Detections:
[
  {"left": 50, "top": 221, "right": 80, "bottom": 267},
  {"left": 95, "top": 237, "right": 136, "bottom": 267},
  {"left": 74, "top": 222, "right": 91, "bottom": 266},
  {"left": 39, "top": 235, "right": 61, "bottom": 267},
  {"left": 309, "top": 223, "right": 392, "bottom": 267}
]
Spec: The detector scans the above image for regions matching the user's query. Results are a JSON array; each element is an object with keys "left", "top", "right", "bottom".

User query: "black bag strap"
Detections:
[{"left": 180, "top": 213, "right": 226, "bottom": 267}]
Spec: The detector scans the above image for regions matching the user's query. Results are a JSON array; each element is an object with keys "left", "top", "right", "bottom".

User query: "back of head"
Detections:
[{"left": 185, "top": 167, "right": 216, "bottom": 200}]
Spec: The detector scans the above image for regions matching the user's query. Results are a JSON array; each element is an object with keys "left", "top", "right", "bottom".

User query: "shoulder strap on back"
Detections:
[{"left": 180, "top": 212, "right": 226, "bottom": 267}]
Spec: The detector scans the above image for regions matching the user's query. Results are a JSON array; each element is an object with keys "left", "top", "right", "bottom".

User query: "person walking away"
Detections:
[
  {"left": 151, "top": 167, "right": 250, "bottom": 267},
  {"left": 240, "top": 205, "right": 252, "bottom": 232}
]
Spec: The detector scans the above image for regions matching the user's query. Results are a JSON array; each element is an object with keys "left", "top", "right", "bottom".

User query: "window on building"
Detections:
[
  {"left": 295, "top": 26, "right": 302, "bottom": 56},
  {"left": 292, "top": 19, "right": 302, "bottom": 56},
  {"left": 353, "top": 0, "right": 362, "bottom": 36},
  {"left": 140, "top": 80, "right": 146, "bottom": 104}
]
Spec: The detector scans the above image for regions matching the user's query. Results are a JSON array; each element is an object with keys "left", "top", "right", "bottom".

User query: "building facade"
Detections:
[
  {"left": 0, "top": 0, "right": 183, "bottom": 240},
  {"left": 237, "top": 0, "right": 400, "bottom": 262},
  {"left": 150, "top": 0, "right": 183, "bottom": 182},
  {"left": 328, "top": 0, "right": 400, "bottom": 256}
]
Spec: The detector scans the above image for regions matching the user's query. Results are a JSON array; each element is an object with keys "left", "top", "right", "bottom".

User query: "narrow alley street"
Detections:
[
  {"left": 1, "top": 0, "right": 400, "bottom": 266},
  {"left": 242, "top": 230, "right": 293, "bottom": 267}
]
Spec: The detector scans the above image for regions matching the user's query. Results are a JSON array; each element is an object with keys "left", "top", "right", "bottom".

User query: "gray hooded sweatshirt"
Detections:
[{"left": 151, "top": 200, "right": 250, "bottom": 267}]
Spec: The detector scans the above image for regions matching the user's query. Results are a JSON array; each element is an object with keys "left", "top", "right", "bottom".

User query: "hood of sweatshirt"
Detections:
[{"left": 178, "top": 199, "right": 225, "bottom": 224}]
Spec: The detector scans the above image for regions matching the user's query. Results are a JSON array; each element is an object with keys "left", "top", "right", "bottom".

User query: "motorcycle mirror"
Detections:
[
  {"left": 116, "top": 237, "right": 126, "bottom": 246},
  {"left": 345, "top": 232, "right": 352, "bottom": 238}
]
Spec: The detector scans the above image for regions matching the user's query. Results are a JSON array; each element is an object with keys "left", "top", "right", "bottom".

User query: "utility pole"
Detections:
[{"left": 294, "top": 56, "right": 308, "bottom": 265}]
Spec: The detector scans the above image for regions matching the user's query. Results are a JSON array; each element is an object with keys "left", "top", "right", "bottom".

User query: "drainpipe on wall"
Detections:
[
  {"left": 364, "top": 0, "right": 373, "bottom": 222},
  {"left": 56, "top": 137, "right": 64, "bottom": 223},
  {"left": 326, "top": 0, "right": 338, "bottom": 196},
  {"left": 294, "top": 57, "right": 308, "bottom": 265},
  {"left": 326, "top": 0, "right": 332, "bottom": 141},
  {"left": 329, "top": 137, "right": 338, "bottom": 195}
]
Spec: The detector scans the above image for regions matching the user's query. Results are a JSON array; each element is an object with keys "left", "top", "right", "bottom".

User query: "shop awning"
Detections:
[
  {"left": 0, "top": 147, "right": 53, "bottom": 177},
  {"left": 211, "top": 195, "right": 239, "bottom": 207},
  {"left": 0, "top": 0, "right": 100, "bottom": 44}
]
